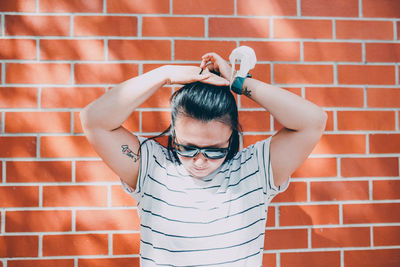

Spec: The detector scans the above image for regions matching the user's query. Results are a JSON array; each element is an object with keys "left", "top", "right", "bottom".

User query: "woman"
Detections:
[{"left": 80, "top": 52, "right": 327, "bottom": 266}]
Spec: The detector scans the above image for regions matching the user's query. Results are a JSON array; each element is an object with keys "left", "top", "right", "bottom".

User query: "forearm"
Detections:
[
  {"left": 80, "top": 66, "right": 168, "bottom": 131},
  {"left": 243, "top": 78, "right": 327, "bottom": 131}
]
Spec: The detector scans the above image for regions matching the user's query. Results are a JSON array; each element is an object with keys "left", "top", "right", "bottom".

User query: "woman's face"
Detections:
[{"left": 173, "top": 115, "right": 232, "bottom": 178}]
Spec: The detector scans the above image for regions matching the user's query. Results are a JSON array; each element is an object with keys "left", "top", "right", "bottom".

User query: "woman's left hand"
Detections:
[{"left": 164, "top": 65, "right": 229, "bottom": 86}]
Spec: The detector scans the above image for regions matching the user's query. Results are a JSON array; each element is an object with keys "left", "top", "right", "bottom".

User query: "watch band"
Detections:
[{"left": 231, "top": 73, "right": 252, "bottom": 95}]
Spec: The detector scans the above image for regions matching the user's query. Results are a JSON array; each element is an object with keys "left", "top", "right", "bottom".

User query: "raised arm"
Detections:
[
  {"left": 200, "top": 53, "right": 327, "bottom": 187},
  {"left": 80, "top": 65, "right": 228, "bottom": 189}
]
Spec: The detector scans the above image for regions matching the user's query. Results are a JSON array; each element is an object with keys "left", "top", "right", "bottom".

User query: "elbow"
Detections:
[
  {"left": 315, "top": 109, "right": 328, "bottom": 132},
  {"left": 79, "top": 107, "right": 91, "bottom": 131}
]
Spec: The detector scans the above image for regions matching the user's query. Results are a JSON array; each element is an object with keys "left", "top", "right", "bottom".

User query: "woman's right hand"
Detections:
[
  {"left": 163, "top": 65, "right": 229, "bottom": 86},
  {"left": 200, "top": 53, "right": 232, "bottom": 82}
]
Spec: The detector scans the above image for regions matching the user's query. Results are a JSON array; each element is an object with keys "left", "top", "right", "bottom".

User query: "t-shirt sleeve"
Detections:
[
  {"left": 253, "top": 137, "right": 290, "bottom": 203},
  {"left": 120, "top": 136, "right": 162, "bottom": 201}
]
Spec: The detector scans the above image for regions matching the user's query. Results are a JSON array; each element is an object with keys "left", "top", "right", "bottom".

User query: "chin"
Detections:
[{"left": 188, "top": 167, "right": 213, "bottom": 178}]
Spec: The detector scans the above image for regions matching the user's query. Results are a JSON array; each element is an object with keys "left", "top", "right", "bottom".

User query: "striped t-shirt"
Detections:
[{"left": 122, "top": 136, "right": 289, "bottom": 266}]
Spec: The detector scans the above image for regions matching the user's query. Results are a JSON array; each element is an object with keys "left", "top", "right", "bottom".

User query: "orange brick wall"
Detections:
[{"left": 1, "top": 0, "right": 399, "bottom": 266}]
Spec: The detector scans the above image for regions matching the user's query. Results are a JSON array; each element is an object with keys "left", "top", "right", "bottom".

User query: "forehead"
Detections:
[{"left": 174, "top": 116, "right": 232, "bottom": 147}]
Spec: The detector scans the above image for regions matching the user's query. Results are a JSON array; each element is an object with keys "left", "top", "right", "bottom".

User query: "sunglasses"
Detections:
[{"left": 173, "top": 141, "right": 229, "bottom": 159}]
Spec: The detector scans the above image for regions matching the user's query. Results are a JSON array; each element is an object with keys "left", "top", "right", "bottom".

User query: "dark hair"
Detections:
[{"left": 144, "top": 82, "right": 241, "bottom": 163}]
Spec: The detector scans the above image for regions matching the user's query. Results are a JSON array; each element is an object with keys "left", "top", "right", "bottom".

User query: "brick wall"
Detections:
[{"left": 1, "top": 0, "right": 399, "bottom": 266}]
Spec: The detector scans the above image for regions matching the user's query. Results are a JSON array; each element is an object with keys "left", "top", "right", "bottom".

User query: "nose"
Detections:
[{"left": 193, "top": 152, "right": 207, "bottom": 166}]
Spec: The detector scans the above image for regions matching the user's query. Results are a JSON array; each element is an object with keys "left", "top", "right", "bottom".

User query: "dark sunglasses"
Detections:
[{"left": 174, "top": 141, "right": 229, "bottom": 159}]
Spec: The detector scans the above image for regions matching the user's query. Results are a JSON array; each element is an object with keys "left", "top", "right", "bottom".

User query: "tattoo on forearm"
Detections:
[
  {"left": 121, "top": 145, "right": 139, "bottom": 162},
  {"left": 242, "top": 87, "right": 252, "bottom": 97}
]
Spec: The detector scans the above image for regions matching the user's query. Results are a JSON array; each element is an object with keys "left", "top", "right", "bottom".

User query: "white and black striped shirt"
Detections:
[{"left": 122, "top": 136, "right": 289, "bottom": 266}]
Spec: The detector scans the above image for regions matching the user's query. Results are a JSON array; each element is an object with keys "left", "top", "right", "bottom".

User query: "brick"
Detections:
[
  {"left": 0, "top": 0, "right": 35, "bottom": 11},
  {"left": 39, "top": 0, "right": 103, "bottom": 12},
  {"left": 305, "top": 87, "right": 364, "bottom": 107},
  {"left": 280, "top": 205, "right": 339, "bottom": 226},
  {"left": 281, "top": 251, "right": 340, "bottom": 267},
  {"left": 344, "top": 249, "right": 400, "bottom": 266},
  {"left": 343, "top": 203, "right": 400, "bottom": 223},
  {"left": 0, "top": 186, "right": 38, "bottom": 207},
  {"left": 75, "top": 63, "right": 138, "bottom": 84},
  {"left": 274, "top": 19, "right": 332, "bottom": 39},
  {"left": 239, "top": 111, "right": 270, "bottom": 132},
  {"left": 143, "top": 17, "right": 204, "bottom": 37},
  {"left": 108, "top": 40, "right": 171, "bottom": 60},
  {"left": 266, "top": 206, "right": 276, "bottom": 227},
  {"left": 175, "top": 40, "right": 236, "bottom": 61},
  {"left": 40, "top": 136, "right": 97, "bottom": 158},
  {"left": 79, "top": 258, "right": 140, "bottom": 267},
  {"left": 174, "top": 0, "right": 233, "bottom": 15},
  {"left": 0, "top": 236, "right": 38, "bottom": 257},
  {"left": 373, "top": 180, "right": 400, "bottom": 200},
  {"left": 312, "top": 227, "right": 369, "bottom": 248},
  {"left": 363, "top": 0, "right": 400, "bottom": 18},
  {"left": 264, "top": 229, "right": 308, "bottom": 250},
  {"left": 370, "top": 134, "right": 400, "bottom": 153},
  {"left": 311, "top": 181, "right": 369, "bottom": 201},
  {"left": 366, "top": 43, "right": 400, "bottom": 62},
  {"left": 74, "top": 112, "right": 83, "bottom": 133},
  {"left": 113, "top": 233, "right": 140, "bottom": 254},
  {"left": 240, "top": 41, "right": 300, "bottom": 61},
  {"left": 292, "top": 158, "right": 337, "bottom": 178},
  {"left": 247, "top": 64, "right": 271, "bottom": 84},
  {"left": 120, "top": 112, "right": 140, "bottom": 132},
  {"left": 336, "top": 20, "right": 393, "bottom": 40},
  {"left": 238, "top": 0, "right": 297, "bottom": 16},
  {"left": 40, "top": 39, "right": 104, "bottom": 60},
  {"left": 0, "top": 87, "right": 38, "bottom": 108},
  {"left": 342, "top": 157, "right": 398, "bottom": 177},
  {"left": 374, "top": 226, "right": 400, "bottom": 246},
  {"left": 272, "top": 182, "right": 307, "bottom": 203},
  {"left": 111, "top": 185, "right": 137, "bottom": 206},
  {"left": 8, "top": 259, "right": 74, "bottom": 267},
  {"left": 7, "top": 161, "right": 71, "bottom": 182},
  {"left": 0, "top": 39, "right": 36, "bottom": 60},
  {"left": 142, "top": 111, "right": 171, "bottom": 132},
  {"left": 209, "top": 18, "right": 269, "bottom": 38},
  {"left": 43, "top": 234, "right": 108, "bottom": 256},
  {"left": 76, "top": 209, "right": 140, "bottom": 231},
  {"left": 74, "top": 16, "right": 137, "bottom": 36},
  {"left": 0, "top": 137, "right": 36, "bottom": 157},
  {"left": 313, "top": 134, "right": 366, "bottom": 154},
  {"left": 5, "top": 15, "right": 70, "bottom": 36},
  {"left": 76, "top": 161, "right": 119, "bottom": 182},
  {"left": 43, "top": 185, "right": 107, "bottom": 207},
  {"left": 262, "top": 254, "right": 276, "bottom": 267},
  {"left": 5, "top": 112, "right": 71, "bottom": 133},
  {"left": 338, "top": 65, "right": 396, "bottom": 85},
  {"left": 368, "top": 88, "right": 400, "bottom": 107},
  {"left": 6, "top": 210, "right": 71, "bottom": 232},
  {"left": 242, "top": 135, "right": 270, "bottom": 148},
  {"left": 41, "top": 87, "right": 105, "bottom": 108},
  {"left": 6, "top": 63, "right": 71, "bottom": 84},
  {"left": 108, "top": 0, "right": 169, "bottom": 14},
  {"left": 302, "top": 0, "right": 358, "bottom": 17},
  {"left": 337, "top": 111, "right": 395, "bottom": 131},
  {"left": 304, "top": 42, "right": 362, "bottom": 62},
  {"left": 139, "top": 87, "right": 172, "bottom": 108},
  {"left": 274, "top": 64, "right": 333, "bottom": 84}
]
